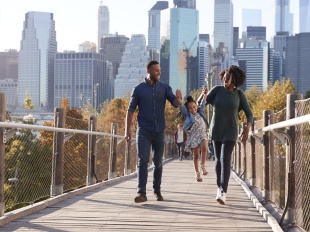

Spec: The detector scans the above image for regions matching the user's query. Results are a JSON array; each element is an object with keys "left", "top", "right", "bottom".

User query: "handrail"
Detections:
[
  {"left": 250, "top": 114, "right": 310, "bottom": 135},
  {"left": 0, "top": 122, "right": 125, "bottom": 139}
]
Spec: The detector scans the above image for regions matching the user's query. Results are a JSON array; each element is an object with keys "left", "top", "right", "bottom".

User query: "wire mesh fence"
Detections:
[
  {"left": 4, "top": 112, "right": 53, "bottom": 212},
  {"left": 231, "top": 95, "right": 310, "bottom": 231},
  {"left": 1, "top": 111, "right": 177, "bottom": 213},
  {"left": 295, "top": 98, "right": 310, "bottom": 232}
]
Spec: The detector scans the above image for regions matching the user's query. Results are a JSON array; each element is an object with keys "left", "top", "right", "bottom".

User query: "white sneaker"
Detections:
[
  {"left": 216, "top": 187, "right": 221, "bottom": 200},
  {"left": 217, "top": 191, "right": 226, "bottom": 205}
]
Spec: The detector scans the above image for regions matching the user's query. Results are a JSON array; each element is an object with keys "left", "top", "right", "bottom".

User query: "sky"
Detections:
[{"left": 0, "top": 0, "right": 299, "bottom": 52}]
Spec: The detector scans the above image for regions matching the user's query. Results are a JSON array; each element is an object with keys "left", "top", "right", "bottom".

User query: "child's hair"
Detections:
[{"left": 184, "top": 95, "right": 196, "bottom": 109}]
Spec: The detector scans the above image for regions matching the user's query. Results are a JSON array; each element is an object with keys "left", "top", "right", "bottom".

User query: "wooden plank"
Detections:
[{"left": 0, "top": 159, "right": 278, "bottom": 231}]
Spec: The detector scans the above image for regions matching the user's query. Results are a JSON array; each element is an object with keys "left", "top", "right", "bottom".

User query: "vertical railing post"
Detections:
[
  {"left": 0, "top": 93, "right": 6, "bottom": 216},
  {"left": 124, "top": 138, "right": 131, "bottom": 175},
  {"left": 269, "top": 113, "right": 275, "bottom": 201},
  {"left": 51, "top": 108, "right": 65, "bottom": 196},
  {"left": 241, "top": 122, "right": 247, "bottom": 178},
  {"left": 284, "top": 94, "right": 302, "bottom": 224},
  {"left": 262, "top": 110, "right": 272, "bottom": 200},
  {"left": 249, "top": 117, "right": 257, "bottom": 186},
  {"left": 108, "top": 123, "right": 118, "bottom": 179},
  {"left": 87, "top": 116, "right": 97, "bottom": 185}
]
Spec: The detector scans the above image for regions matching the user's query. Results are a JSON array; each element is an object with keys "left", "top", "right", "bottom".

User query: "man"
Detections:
[{"left": 125, "top": 60, "right": 182, "bottom": 203}]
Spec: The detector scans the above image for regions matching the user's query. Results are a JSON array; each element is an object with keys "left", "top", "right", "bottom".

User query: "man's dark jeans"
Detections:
[
  {"left": 212, "top": 140, "right": 236, "bottom": 193},
  {"left": 136, "top": 127, "right": 165, "bottom": 193}
]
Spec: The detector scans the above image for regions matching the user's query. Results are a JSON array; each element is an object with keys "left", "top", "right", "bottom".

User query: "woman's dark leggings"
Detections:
[{"left": 212, "top": 140, "right": 236, "bottom": 193}]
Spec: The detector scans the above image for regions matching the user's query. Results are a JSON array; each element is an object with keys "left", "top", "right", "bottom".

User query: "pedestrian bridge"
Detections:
[
  {"left": 0, "top": 93, "right": 309, "bottom": 232},
  {"left": 0, "top": 159, "right": 281, "bottom": 232}
]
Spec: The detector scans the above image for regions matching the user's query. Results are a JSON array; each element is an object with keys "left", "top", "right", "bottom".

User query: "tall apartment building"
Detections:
[
  {"left": 214, "top": 0, "right": 233, "bottom": 64},
  {"left": 285, "top": 32, "right": 310, "bottom": 95},
  {"left": 54, "top": 52, "right": 108, "bottom": 109},
  {"left": 148, "top": 1, "right": 169, "bottom": 51},
  {"left": 98, "top": 2, "right": 110, "bottom": 52},
  {"left": 160, "top": 5, "right": 199, "bottom": 95},
  {"left": 300, "top": 0, "right": 310, "bottom": 32},
  {"left": 101, "top": 34, "right": 129, "bottom": 101},
  {"left": 114, "top": 34, "right": 150, "bottom": 98},
  {"left": 18, "top": 11, "right": 57, "bottom": 111}
]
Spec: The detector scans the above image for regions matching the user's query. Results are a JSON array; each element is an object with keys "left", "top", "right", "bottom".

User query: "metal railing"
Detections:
[
  {"left": 232, "top": 94, "right": 310, "bottom": 232},
  {"left": 0, "top": 93, "right": 177, "bottom": 216}
]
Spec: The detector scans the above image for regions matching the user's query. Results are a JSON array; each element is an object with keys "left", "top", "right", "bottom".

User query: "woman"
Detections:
[{"left": 206, "top": 65, "right": 253, "bottom": 204}]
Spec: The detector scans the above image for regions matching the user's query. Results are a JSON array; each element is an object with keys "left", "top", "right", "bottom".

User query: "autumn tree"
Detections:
[{"left": 247, "top": 79, "right": 296, "bottom": 120}]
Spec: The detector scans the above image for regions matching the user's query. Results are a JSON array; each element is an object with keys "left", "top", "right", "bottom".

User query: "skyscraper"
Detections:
[
  {"left": 114, "top": 34, "right": 149, "bottom": 98},
  {"left": 173, "top": 0, "right": 196, "bottom": 9},
  {"left": 101, "top": 34, "right": 129, "bottom": 101},
  {"left": 242, "top": 9, "right": 261, "bottom": 32},
  {"left": 300, "top": 0, "right": 310, "bottom": 32},
  {"left": 214, "top": 0, "right": 233, "bottom": 65},
  {"left": 18, "top": 11, "right": 57, "bottom": 111},
  {"left": 160, "top": 6, "right": 199, "bottom": 95},
  {"left": 54, "top": 52, "right": 107, "bottom": 109},
  {"left": 148, "top": 1, "right": 169, "bottom": 51},
  {"left": 247, "top": 26, "right": 266, "bottom": 40},
  {"left": 275, "top": 0, "right": 293, "bottom": 35},
  {"left": 285, "top": 32, "right": 310, "bottom": 95},
  {"left": 0, "top": 50, "right": 18, "bottom": 81},
  {"left": 236, "top": 40, "right": 269, "bottom": 90},
  {"left": 98, "top": 2, "right": 110, "bottom": 52}
]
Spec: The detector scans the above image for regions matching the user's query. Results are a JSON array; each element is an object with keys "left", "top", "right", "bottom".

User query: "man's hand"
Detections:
[
  {"left": 202, "top": 86, "right": 208, "bottom": 95},
  {"left": 125, "top": 130, "right": 131, "bottom": 142}
]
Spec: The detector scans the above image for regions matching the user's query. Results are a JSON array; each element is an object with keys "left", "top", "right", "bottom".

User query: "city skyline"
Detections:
[{"left": 0, "top": 0, "right": 299, "bottom": 52}]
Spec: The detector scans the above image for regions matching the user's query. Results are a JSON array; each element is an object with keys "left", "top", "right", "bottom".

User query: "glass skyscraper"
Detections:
[
  {"left": 275, "top": 0, "right": 293, "bottom": 35},
  {"left": 148, "top": 1, "right": 169, "bottom": 51},
  {"left": 18, "top": 11, "right": 57, "bottom": 111},
  {"left": 160, "top": 7, "right": 199, "bottom": 96},
  {"left": 300, "top": 0, "right": 310, "bottom": 32},
  {"left": 98, "top": 2, "right": 110, "bottom": 52},
  {"left": 54, "top": 52, "right": 106, "bottom": 109},
  {"left": 214, "top": 0, "right": 233, "bottom": 63}
]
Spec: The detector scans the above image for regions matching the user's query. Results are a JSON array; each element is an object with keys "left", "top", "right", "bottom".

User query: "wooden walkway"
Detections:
[{"left": 0, "top": 158, "right": 282, "bottom": 231}]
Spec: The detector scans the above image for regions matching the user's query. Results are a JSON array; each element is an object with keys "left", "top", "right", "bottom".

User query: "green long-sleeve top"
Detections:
[{"left": 206, "top": 86, "right": 253, "bottom": 142}]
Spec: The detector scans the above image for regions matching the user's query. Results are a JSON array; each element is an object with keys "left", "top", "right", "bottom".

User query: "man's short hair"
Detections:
[{"left": 146, "top": 60, "right": 159, "bottom": 70}]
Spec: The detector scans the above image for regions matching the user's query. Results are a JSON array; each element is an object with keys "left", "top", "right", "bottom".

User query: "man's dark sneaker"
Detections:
[
  {"left": 134, "top": 192, "right": 147, "bottom": 203},
  {"left": 154, "top": 192, "right": 164, "bottom": 201}
]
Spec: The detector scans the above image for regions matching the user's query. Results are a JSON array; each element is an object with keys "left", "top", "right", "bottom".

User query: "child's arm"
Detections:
[{"left": 197, "top": 86, "right": 208, "bottom": 105}]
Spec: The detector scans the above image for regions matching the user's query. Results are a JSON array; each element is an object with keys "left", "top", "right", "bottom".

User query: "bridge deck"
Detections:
[{"left": 1, "top": 158, "right": 281, "bottom": 231}]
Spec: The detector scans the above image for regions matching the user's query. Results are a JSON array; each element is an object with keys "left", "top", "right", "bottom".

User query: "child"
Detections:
[
  {"left": 179, "top": 87, "right": 209, "bottom": 182},
  {"left": 174, "top": 124, "right": 187, "bottom": 161}
]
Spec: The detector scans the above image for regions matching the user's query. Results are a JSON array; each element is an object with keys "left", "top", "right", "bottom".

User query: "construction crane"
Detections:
[{"left": 183, "top": 36, "right": 197, "bottom": 95}]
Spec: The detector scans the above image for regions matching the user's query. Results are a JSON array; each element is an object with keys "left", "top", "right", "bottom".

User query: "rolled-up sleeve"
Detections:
[
  {"left": 166, "top": 85, "right": 178, "bottom": 107},
  {"left": 128, "top": 88, "right": 138, "bottom": 112}
]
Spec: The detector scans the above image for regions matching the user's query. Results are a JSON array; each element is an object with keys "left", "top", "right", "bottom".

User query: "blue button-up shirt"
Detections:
[{"left": 128, "top": 78, "right": 177, "bottom": 132}]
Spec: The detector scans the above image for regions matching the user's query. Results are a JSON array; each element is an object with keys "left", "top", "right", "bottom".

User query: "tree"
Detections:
[
  {"left": 24, "top": 89, "right": 35, "bottom": 110},
  {"left": 248, "top": 79, "right": 296, "bottom": 120}
]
